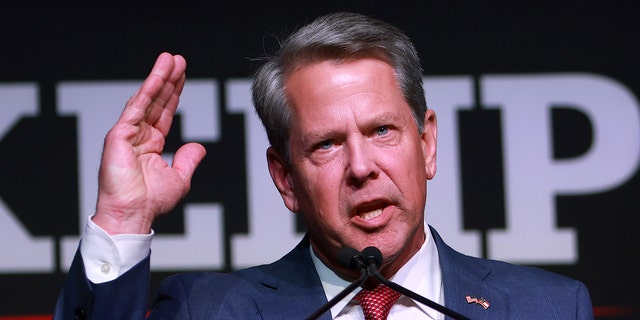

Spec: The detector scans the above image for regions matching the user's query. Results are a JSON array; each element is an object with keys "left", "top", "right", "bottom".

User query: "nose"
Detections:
[{"left": 346, "top": 137, "right": 379, "bottom": 185}]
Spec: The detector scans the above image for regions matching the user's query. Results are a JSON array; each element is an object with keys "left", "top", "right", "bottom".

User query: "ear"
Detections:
[
  {"left": 266, "top": 147, "right": 300, "bottom": 212},
  {"left": 421, "top": 109, "right": 438, "bottom": 180}
]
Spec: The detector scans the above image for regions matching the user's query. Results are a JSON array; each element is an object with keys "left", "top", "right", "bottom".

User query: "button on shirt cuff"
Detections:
[{"left": 80, "top": 217, "right": 153, "bottom": 283}]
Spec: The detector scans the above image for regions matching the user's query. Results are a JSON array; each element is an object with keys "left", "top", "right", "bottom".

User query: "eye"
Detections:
[
  {"left": 375, "top": 126, "right": 389, "bottom": 136},
  {"left": 318, "top": 140, "right": 334, "bottom": 150}
]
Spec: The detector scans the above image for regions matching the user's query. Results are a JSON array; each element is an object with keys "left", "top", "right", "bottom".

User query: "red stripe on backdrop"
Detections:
[
  {"left": 593, "top": 306, "right": 639, "bottom": 317},
  {"left": 0, "top": 311, "right": 153, "bottom": 319},
  {"left": 0, "top": 316, "right": 51, "bottom": 320},
  {"left": 0, "top": 307, "right": 637, "bottom": 319}
]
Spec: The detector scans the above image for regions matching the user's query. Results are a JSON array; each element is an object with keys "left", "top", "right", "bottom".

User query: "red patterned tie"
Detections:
[{"left": 354, "top": 285, "right": 401, "bottom": 320}]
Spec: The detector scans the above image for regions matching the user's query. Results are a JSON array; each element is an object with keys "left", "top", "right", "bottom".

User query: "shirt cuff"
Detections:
[{"left": 80, "top": 216, "right": 153, "bottom": 284}]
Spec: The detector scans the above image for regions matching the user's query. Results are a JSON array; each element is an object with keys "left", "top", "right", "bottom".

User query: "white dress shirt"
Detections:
[
  {"left": 81, "top": 217, "right": 152, "bottom": 283},
  {"left": 310, "top": 223, "right": 444, "bottom": 319}
]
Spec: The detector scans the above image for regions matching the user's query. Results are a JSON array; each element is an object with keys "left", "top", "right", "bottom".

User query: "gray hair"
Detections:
[{"left": 252, "top": 12, "right": 427, "bottom": 164}]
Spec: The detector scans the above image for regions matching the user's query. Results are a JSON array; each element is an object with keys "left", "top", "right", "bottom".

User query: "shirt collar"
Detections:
[{"left": 310, "top": 223, "right": 442, "bottom": 318}]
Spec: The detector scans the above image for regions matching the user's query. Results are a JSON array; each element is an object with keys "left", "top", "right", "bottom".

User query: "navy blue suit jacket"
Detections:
[{"left": 55, "top": 227, "right": 593, "bottom": 319}]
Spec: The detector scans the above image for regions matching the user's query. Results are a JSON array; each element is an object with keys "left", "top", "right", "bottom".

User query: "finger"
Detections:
[
  {"left": 132, "top": 52, "right": 176, "bottom": 106},
  {"left": 168, "top": 55, "right": 187, "bottom": 87},
  {"left": 172, "top": 142, "right": 207, "bottom": 192},
  {"left": 157, "top": 55, "right": 186, "bottom": 118},
  {"left": 145, "top": 55, "right": 187, "bottom": 135},
  {"left": 149, "top": 52, "right": 180, "bottom": 82},
  {"left": 153, "top": 75, "right": 186, "bottom": 137},
  {"left": 146, "top": 81, "right": 186, "bottom": 139},
  {"left": 148, "top": 54, "right": 186, "bottom": 113},
  {"left": 120, "top": 53, "right": 181, "bottom": 125}
]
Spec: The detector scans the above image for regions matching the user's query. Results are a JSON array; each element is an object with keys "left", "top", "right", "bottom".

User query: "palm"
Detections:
[{"left": 94, "top": 53, "right": 206, "bottom": 235}]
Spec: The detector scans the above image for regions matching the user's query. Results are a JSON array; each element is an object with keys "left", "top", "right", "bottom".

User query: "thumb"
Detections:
[{"left": 172, "top": 142, "right": 207, "bottom": 190}]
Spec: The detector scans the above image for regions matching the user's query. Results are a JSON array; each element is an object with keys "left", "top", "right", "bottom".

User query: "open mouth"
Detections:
[
  {"left": 359, "top": 208, "right": 383, "bottom": 220},
  {"left": 353, "top": 201, "right": 389, "bottom": 220}
]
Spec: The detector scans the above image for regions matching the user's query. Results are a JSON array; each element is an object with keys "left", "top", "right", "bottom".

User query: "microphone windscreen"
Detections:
[
  {"left": 361, "top": 246, "right": 383, "bottom": 268},
  {"left": 337, "top": 247, "right": 363, "bottom": 270}
]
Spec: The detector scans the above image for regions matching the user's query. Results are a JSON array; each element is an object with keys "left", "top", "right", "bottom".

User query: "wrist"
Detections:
[{"left": 92, "top": 211, "right": 152, "bottom": 236}]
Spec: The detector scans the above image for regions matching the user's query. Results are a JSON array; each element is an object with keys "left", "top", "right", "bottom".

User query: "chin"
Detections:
[{"left": 367, "top": 240, "right": 403, "bottom": 260}]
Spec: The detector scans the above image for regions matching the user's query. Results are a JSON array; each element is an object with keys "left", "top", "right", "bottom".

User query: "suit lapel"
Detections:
[
  {"left": 253, "top": 236, "right": 332, "bottom": 320},
  {"left": 250, "top": 228, "right": 512, "bottom": 319},
  {"left": 431, "top": 227, "right": 510, "bottom": 320}
]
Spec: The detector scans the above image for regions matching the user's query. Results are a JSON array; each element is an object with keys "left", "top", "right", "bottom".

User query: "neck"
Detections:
[{"left": 311, "top": 229, "right": 427, "bottom": 284}]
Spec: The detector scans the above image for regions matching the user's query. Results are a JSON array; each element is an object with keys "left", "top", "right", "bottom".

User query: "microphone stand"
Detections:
[
  {"left": 306, "top": 246, "right": 473, "bottom": 320},
  {"left": 369, "top": 270, "right": 471, "bottom": 320},
  {"left": 363, "top": 251, "right": 472, "bottom": 320},
  {"left": 305, "top": 252, "right": 369, "bottom": 320}
]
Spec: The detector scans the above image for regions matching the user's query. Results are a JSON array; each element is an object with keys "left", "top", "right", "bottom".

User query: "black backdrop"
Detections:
[{"left": 1, "top": 1, "right": 639, "bottom": 318}]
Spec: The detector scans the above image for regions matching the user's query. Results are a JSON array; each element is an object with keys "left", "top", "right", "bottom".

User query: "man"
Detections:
[{"left": 55, "top": 12, "right": 593, "bottom": 319}]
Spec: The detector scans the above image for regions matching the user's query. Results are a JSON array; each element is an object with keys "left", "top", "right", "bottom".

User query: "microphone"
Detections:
[
  {"left": 361, "top": 246, "right": 472, "bottom": 320},
  {"left": 305, "top": 247, "right": 369, "bottom": 320}
]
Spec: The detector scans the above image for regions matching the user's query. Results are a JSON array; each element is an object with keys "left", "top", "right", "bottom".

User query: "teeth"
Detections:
[{"left": 359, "top": 208, "right": 383, "bottom": 220}]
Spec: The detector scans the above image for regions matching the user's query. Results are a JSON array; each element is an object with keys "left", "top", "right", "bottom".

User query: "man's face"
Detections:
[{"left": 267, "top": 58, "right": 437, "bottom": 277}]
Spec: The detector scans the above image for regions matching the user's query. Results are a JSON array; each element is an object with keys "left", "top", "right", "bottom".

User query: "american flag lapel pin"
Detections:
[{"left": 465, "top": 295, "right": 490, "bottom": 310}]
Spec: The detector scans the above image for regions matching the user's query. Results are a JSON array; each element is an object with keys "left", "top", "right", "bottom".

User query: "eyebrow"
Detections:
[
  {"left": 296, "top": 111, "right": 402, "bottom": 145},
  {"left": 296, "top": 128, "right": 343, "bottom": 148},
  {"left": 353, "top": 111, "right": 403, "bottom": 133}
]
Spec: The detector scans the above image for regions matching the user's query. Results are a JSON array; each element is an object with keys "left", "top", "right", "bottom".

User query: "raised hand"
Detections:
[{"left": 92, "top": 53, "right": 206, "bottom": 235}]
